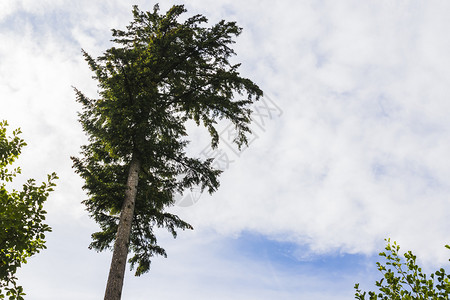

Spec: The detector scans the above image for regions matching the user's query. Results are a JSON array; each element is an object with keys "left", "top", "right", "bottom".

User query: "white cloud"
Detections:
[{"left": 170, "top": 0, "right": 450, "bottom": 267}]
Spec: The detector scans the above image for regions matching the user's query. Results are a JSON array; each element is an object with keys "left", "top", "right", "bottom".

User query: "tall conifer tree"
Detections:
[{"left": 72, "top": 4, "right": 262, "bottom": 300}]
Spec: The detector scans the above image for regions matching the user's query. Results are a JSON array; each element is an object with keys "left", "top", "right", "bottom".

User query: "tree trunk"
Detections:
[{"left": 104, "top": 155, "right": 141, "bottom": 300}]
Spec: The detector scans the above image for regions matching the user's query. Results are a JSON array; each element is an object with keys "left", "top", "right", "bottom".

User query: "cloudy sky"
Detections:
[{"left": 2, "top": 0, "right": 450, "bottom": 299}]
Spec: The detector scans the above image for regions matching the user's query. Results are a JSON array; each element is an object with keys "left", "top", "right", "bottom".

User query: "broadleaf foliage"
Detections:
[
  {"left": 0, "top": 120, "right": 57, "bottom": 299},
  {"left": 355, "top": 239, "right": 450, "bottom": 299}
]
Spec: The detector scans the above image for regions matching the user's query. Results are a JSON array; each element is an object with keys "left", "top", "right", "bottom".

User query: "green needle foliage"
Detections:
[
  {"left": 0, "top": 120, "right": 57, "bottom": 300},
  {"left": 72, "top": 4, "right": 261, "bottom": 298},
  {"left": 355, "top": 239, "right": 450, "bottom": 300}
]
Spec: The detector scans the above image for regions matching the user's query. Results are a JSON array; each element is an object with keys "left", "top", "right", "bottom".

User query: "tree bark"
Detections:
[{"left": 104, "top": 155, "right": 141, "bottom": 300}]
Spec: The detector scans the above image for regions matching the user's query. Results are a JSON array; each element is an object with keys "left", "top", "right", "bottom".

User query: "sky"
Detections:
[{"left": 2, "top": 0, "right": 450, "bottom": 299}]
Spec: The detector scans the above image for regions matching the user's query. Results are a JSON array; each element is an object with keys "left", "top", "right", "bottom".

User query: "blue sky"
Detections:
[{"left": 2, "top": 0, "right": 450, "bottom": 299}]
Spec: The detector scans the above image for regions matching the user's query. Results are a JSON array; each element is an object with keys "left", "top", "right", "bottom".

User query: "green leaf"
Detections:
[{"left": 0, "top": 121, "right": 56, "bottom": 299}]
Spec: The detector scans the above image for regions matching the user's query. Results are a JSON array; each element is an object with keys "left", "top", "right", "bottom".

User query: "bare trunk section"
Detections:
[{"left": 104, "top": 155, "right": 141, "bottom": 300}]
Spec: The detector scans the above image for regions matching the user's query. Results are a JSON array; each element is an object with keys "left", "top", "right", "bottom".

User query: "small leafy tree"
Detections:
[
  {"left": 0, "top": 120, "right": 57, "bottom": 300},
  {"left": 355, "top": 239, "right": 450, "bottom": 299},
  {"left": 72, "top": 4, "right": 262, "bottom": 300}
]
